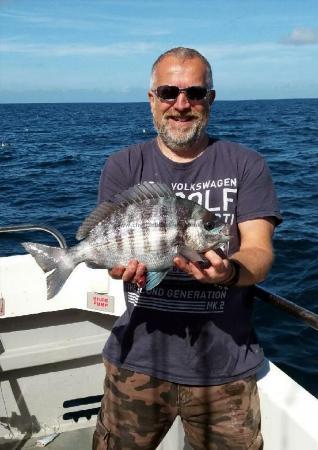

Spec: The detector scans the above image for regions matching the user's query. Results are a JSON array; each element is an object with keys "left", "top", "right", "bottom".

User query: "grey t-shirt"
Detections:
[{"left": 98, "top": 138, "right": 282, "bottom": 385}]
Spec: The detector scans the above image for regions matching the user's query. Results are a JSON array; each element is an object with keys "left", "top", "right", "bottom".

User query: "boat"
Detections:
[{"left": 0, "top": 225, "right": 317, "bottom": 449}]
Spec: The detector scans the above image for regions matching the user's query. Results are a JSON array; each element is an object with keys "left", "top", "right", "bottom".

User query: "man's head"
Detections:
[
  {"left": 150, "top": 47, "right": 214, "bottom": 89},
  {"left": 148, "top": 47, "right": 215, "bottom": 154}
]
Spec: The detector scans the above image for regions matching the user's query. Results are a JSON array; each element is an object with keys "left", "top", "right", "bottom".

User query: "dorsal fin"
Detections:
[
  {"left": 76, "top": 201, "right": 120, "bottom": 240},
  {"left": 115, "top": 182, "right": 174, "bottom": 206},
  {"left": 76, "top": 183, "right": 174, "bottom": 240}
]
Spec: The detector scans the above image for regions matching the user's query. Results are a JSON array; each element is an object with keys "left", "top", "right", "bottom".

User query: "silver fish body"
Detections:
[{"left": 22, "top": 182, "right": 230, "bottom": 299}]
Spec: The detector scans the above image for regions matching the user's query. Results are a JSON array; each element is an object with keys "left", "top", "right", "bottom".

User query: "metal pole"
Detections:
[
  {"left": 0, "top": 224, "right": 68, "bottom": 248},
  {"left": 254, "top": 285, "right": 318, "bottom": 331}
]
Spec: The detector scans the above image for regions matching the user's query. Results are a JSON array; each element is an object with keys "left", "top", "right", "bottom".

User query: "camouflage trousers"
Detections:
[{"left": 92, "top": 360, "right": 263, "bottom": 450}]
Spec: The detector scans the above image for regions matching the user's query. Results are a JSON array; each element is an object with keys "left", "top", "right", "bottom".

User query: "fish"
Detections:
[{"left": 22, "top": 182, "right": 231, "bottom": 299}]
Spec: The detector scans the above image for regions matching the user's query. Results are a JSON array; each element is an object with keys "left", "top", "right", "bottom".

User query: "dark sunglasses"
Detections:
[{"left": 152, "top": 85, "right": 212, "bottom": 102}]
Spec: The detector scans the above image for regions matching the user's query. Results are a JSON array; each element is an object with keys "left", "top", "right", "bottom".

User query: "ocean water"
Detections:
[{"left": 0, "top": 100, "right": 317, "bottom": 396}]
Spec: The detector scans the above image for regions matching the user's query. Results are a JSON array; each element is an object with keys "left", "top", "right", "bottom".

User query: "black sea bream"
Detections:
[{"left": 22, "top": 182, "right": 230, "bottom": 299}]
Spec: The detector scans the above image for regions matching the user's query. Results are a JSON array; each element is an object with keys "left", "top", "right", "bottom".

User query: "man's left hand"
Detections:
[{"left": 174, "top": 250, "right": 233, "bottom": 284}]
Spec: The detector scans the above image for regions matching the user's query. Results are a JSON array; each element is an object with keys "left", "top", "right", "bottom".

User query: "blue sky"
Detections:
[{"left": 1, "top": 0, "right": 318, "bottom": 102}]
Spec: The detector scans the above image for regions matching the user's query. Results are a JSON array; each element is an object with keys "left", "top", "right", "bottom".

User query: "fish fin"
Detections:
[
  {"left": 115, "top": 182, "right": 174, "bottom": 206},
  {"left": 22, "top": 242, "right": 75, "bottom": 300},
  {"left": 145, "top": 270, "right": 169, "bottom": 291},
  {"left": 178, "top": 246, "right": 204, "bottom": 263},
  {"left": 76, "top": 201, "right": 120, "bottom": 240},
  {"left": 22, "top": 242, "right": 67, "bottom": 272},
  {"left": 46, "top": 266, "right": 74, "bottom": 299}
]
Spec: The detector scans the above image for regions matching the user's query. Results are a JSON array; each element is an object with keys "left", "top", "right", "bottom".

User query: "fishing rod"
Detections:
[{"left": 254, "top": 285, "right": 318, "bottom": 331}]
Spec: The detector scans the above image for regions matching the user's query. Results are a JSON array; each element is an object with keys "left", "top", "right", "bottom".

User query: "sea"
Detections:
[{"left": 0, "top": 99, "right": 317, "bottom": 397}]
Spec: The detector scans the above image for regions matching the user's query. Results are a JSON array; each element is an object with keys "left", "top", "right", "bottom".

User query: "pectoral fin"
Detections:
[{"left": 145, "top": 270, "right": 169, "bottom": 291}]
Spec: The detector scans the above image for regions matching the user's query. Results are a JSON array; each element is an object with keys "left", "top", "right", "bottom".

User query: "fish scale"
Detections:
[{"left": 22, "top": 182, "right": 230, "bottom": 299}]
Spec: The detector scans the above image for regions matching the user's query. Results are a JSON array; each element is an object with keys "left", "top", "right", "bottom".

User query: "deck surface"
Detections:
[{"left": 0, "top": 427, "right": 95, "bottom": 450}]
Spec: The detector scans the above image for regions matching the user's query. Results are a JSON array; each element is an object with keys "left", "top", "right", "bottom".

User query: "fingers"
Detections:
[
  {"left": 108, "top": 260, "right": 147, "bottom": 288},
  {"left": 173, "top": 255, "right": 190, "bottom": 272},
  {"left": 108, "top": 265, "right": 126, "bottom": 279},
  {"left": 133, "top": 261, "right": 147, "bottom": 288},
  {"left": 203, "top": 250, "right": 227, "bottom": 273},
  {"left": 121, "top": 259, "right": 140, "bottom": 283},
  {"left": 174, "top": 250, "right": 232, "bottom": 284}
]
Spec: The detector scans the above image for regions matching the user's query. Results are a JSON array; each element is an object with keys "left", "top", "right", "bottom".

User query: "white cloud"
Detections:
[
  {"left": 129, "top": 29, "right": 172, "bottom": 37},
  {"left": 183, "top": 41, "right": 317, "bottom": 74},
  {"left": 0, "top": 9, "right": 95, "bottom": 29},
  {"left": 281, "top": 27, "right": 318, "bottom": 45},
  {"left": 197, "top": 42, "right": 277, "bottom": 59},
  {"left": 0, "top": 7, "right": 170, "bottom": 31},
  {"left": 2, "top": 39, "right": 316, "bottom": 64},
  {"left": 0, "top": 41, "right": 159, "bottom": 57}
]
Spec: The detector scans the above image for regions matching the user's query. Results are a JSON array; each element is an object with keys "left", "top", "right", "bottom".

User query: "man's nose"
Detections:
[{"left": 173, "top": 92, "right": 191, "bottom": 111}]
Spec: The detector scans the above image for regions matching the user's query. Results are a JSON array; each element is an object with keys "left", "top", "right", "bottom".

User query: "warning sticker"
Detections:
[
  {"left": 0, "top": 296, "right": 4, "bottom": 316},
  {"left": 87, "top": 292, "right": 115, "bottom": 313}
]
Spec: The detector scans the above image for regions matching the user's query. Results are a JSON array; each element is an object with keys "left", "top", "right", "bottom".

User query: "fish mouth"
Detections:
[
  {"left": 221, "top": 223, "right": 231, "bottom": 236},
  {"left": 209, "top": 224, "right": 231, "bottom": 246}
]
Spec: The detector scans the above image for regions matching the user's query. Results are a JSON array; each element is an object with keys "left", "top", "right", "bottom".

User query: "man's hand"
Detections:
[
  {"left": 108, "top": 259, "right": 147, "bottom": 288},
  {"left": 175, "top": 218, "right": 275, "bottom": 286},
  {"left": 174, "top": 250, "right": 233, "bottom": 284}
]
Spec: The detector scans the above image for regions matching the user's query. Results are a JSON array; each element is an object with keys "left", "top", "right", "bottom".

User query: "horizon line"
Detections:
[{"left": 1, "top": 96, "right": 317, "bottom": 106}]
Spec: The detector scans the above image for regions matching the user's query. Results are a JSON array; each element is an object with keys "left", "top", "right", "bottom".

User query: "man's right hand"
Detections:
[{"left": 108, "top": 259, "right": 147, "bottom": 288}]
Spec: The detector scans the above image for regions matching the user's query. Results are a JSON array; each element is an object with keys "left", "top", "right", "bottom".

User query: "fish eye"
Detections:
[{"left": 204, "top": 221, "right": 215, "bottom": 231}]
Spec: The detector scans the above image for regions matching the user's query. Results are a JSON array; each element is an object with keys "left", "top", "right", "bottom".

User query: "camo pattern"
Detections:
[{"left": 92, "top": 361, "right": 263, "bottom": 450}]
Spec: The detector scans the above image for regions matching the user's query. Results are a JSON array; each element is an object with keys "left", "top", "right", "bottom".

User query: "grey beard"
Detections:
[{"left": 154, "top": 118, "right": 208, "bottom": 151}]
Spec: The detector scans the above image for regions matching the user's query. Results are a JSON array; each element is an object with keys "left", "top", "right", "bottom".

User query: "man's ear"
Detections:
[
  {"left": 208, "top": 90, "right": 216, "bottom": 105},
  {"left": 148, "top": 90, "right": 155, "bottom": 113}
]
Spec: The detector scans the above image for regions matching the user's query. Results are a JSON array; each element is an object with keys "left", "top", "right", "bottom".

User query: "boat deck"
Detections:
[
  {"left": 1, "top": 422, "right": 192, "bottom": 450},
  {"left": 1, "top": 427, "right": 95, "bottom": 450}
]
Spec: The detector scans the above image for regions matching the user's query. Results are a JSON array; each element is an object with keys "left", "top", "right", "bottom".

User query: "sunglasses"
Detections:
[{"left": 152, "top": 85, "right": 212, "bottom": 102}]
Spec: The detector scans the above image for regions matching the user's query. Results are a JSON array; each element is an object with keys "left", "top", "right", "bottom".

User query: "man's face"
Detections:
[{"left": 148, "top": 56, "right": 215, "bottom": 151}]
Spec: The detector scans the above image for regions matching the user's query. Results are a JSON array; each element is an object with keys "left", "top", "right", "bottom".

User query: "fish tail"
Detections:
[{"left": 22, "top": 242, "right": 75, "bottom": 299}]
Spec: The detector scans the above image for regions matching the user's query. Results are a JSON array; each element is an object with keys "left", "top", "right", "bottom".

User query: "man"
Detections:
[{"left": 93, "top": 47, "right": 282, "bottom": 450}]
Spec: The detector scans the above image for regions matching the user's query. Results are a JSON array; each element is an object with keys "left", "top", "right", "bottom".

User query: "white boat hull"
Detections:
[{"left": 0, "top": 255, "right": 317, "bottom": 449}]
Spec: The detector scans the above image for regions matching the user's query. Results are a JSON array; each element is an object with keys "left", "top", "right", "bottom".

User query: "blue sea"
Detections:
[{"left": 0, "top": 100, "right": 317, "bottom": 396}]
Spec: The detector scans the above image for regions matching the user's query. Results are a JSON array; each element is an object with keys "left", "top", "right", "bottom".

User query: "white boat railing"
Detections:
[{"left": 0, "top": 223, "right": 68, "bottom": 248}]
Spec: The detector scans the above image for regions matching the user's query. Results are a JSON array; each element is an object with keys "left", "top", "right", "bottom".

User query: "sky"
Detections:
[{"left": 1, "top": 0, "right": 318, "bottom": 103}]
